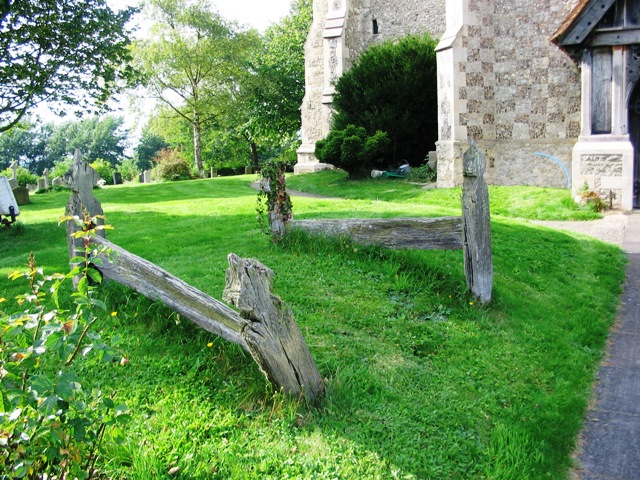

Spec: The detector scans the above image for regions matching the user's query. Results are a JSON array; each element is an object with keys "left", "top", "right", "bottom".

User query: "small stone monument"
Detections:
[
  {"left": 43, "top": 168, "right": 50, "bottom": 189},
  {"left": 12, "top": 186, "right": 29, "bottom": 205},
  {"left": 113, "top": 171, "right": 122, "bottom": 185},
  {"left": 143, "top": 169, "right": 152, "bottom": 183},
  {"left": 37, "top": 178, "right": 46, "bottom": 190},
  {"left": 52, "top": 177, "right": 64, "bottom": 187},
  {"left": 245, "top": 166, "right": 252, "bottom": 175},
  {"left": 138, "top": 172, "right": 144, "bottom": 183},
  {"left": 210, "top": 167, "right": 217, "bottom": 178},
  {"left": 8, "top": 161, "right": 18, "bottom": 189}
]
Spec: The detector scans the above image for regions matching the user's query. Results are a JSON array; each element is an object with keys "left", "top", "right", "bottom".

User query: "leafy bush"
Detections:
[
  {"left": 0, "top": 216, "right": 128, "bottom": 479},
  {"left": 0, "top": 166, "right": 38, "bottom": 186},
  {"left": 117, "top": 158, "right": 140, "bottom": 182},
  {"left": 155, "top": 148, "right": 193, "bottom": 181},
  {"left": 90, "top": 158, "right": 116, "bottom": 185},
  {"left": 51, "top": 157, "right": 73, "bottom": 180},
  {"left": 331, "top": 34, "right": 438, "bottom": 166},
  {"left": 315, "top": 125, "right": 390, "bottom": 177}
]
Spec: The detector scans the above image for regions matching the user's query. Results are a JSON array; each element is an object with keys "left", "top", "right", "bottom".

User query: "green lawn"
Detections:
[{"left": 0, "top": 174, "right": 625, "bottom": 479}]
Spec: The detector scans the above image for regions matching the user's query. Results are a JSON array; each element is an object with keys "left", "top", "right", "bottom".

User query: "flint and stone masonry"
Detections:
[{"left": 296, "top": 0, "right": 640, "bottom": 210}]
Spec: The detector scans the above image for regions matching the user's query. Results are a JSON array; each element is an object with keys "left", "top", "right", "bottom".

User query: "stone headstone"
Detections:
[
  {"left": 428, "top": 151, "right": 437, "bottom": 171},
  {"left": 10, "top": 161, "right": 18, "bottom": 180},
  {"left": 143, "top": 170, "right": 152, "bottom": 183},
  {"left": 113, "top": 171, "right": 123, "bottom": 185},
  {"left": 37, "top": 178, "right": 46, "bottom": 190},
  {"left": 8, "top": 178, "right": 18, "bottom": 189},
  {"left": 245, "top": 166, "right": 252, "bottom": 175},
  {"left": 52, "top": 177, "right": 64, "bottom": 187},
  {"left": 12, "top": 186, "right": 29, "bottom": 206},
  {"left": 138, "top": 172, "right": 144, "bottom": 183},
  {"left": 27, "top": 184, "right": 37, "bottom": 192},
  {"left": 43, "top": 168, "right": 50, "bottom": 189},
  {"left": 210, "top": 167, "right": 217, "bottom": 178}
]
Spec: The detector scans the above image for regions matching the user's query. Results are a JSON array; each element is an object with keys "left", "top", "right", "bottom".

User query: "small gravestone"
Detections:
[
  {"left": 27, "top": 184, "right": 37, "bottom": 192},
  {"left": 37, "top": 178, "right": 46, "bottom": 190},
  {"left": 245, "top": 166, "right": 252, "bottom": 175},
  {"left": 9, "top": 162, "right": 18, "bottom": 189},
  {"left": 43, "top": 168, "right": 50, "bottom": 189},
  {"left": 113, "top": 171, "right": 123, "bottom": 185},
  {"left": 52, "top": 177, "right": 64, "bottom": 187},
  {"left": 143, "top": 170, "right": 152, "bottom": 183},
  {"left": 138, "top": 172, "right": 144, "bottom": 183},
  {"left": 12, "top": 186, "right": 29, "bottom": 205},
  {"left": 210, "top": 167, "right": 217, "bottom": 178}
]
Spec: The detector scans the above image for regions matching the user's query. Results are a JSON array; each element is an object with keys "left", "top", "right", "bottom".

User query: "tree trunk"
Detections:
[
  {"left": 461, "top": 141, "right": 493, "bottom": 304},
  {"left": 193, "top": 110, "right": 204, "bottom": 175},
  {"left": 250, "top": 141, "right": 259, "bottom": 171}
]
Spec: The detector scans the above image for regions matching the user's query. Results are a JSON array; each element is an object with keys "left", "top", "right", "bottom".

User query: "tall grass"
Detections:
[{"left": 0, "top": 174, "right": 625, "bottom": 479}]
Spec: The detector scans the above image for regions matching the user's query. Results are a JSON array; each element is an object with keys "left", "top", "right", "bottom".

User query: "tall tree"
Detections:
[
  {"left": 247, "top": 0, "right": 312, "bottom": 141},
  {"left": 47, "top": 116, "right": 130, "bottom": 167},
  {"left": 0, "top": 0, "right": 137, "bottom": 133},
  {"left": 133, "top": 0, "right": 260, "bottom": 174}
]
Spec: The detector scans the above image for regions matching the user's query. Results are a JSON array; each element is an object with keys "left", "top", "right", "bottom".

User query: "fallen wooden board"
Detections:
[
  {"left": 88, "top": 236, "right": 325, "bottom": 401},
  {"left": 289, "top": 217, "right": 463, "bottom": 250}
]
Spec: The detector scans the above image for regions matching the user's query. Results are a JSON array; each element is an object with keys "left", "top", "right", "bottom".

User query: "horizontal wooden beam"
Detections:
[
  {"left": 588, "top": 28, "right": 640, "bottom": 46},
  {"left": 290, "top": 217, "right": 463, "bottom": 250}
]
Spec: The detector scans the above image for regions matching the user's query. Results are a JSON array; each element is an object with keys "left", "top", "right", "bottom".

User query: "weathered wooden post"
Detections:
[
  {"left": 258, "top": 163, "right": 292, "bottom": 239},
  {"left": 461, "top": 141, "right": 493, "bottom": 303},
  {"left": 223, "top": 254, "right": 325, "bottom": 400},
  {"left": 63, "top": 149, "right": 105, "bottom": 260}
]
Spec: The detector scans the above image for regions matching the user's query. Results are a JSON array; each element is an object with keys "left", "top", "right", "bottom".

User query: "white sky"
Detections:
[{"left": 108, "top": 0, "right": 293, "bottom": 33}]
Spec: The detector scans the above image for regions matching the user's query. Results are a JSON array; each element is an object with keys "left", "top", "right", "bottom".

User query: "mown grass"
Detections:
[{"left": 0, "top": 174, "right": 625, "bottom": 479}]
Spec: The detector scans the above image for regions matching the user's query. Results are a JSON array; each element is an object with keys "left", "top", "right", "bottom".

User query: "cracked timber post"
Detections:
[
  {"left": 223, "top": 254, "right": 325, "bottom": 402},
  {"left": 461, "top": 140, "right": 493, "bottom": 304}
]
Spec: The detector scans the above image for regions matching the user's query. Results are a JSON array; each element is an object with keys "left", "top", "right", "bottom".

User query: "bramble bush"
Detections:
[{"left": 0, "top": 214, "right": 129, "bottom": 479}]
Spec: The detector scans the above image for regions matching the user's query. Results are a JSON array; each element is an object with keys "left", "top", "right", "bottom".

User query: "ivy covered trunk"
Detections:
[{"left": 257, "top": 161, "right": 292, "bottom": 240}]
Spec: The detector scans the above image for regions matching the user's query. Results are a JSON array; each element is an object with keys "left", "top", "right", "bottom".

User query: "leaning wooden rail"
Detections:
[{"left": 88, "top": 236, "right": 325, "bottom": 402}]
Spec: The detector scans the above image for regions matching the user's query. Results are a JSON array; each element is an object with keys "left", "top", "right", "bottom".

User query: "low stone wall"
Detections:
[{"left": 437, "top": 139, "right": 575, "bottom": 189}]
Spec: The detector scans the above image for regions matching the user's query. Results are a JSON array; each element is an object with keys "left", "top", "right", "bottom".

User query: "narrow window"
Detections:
[{"left": 372, "top": 18, "right": 379, "bottom": 34}]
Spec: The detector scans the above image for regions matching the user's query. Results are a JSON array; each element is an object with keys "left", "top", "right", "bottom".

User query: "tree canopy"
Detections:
[{"left": 0, "top": 0, "right": 137, "bottom": 133}]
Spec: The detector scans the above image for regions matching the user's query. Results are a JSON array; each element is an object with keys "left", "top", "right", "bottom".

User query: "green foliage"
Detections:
[
  {"left": 155, "top": 148, "right": 192, "bottom": 181},
  {"left": 406, "top": 163, "right": 437, "bottom": 183},
  {"left": 51, "top": 157, "right": 73, "bottom": 180},
  {"left": 0, "top": 166, "right": 38, "bottom": 186},
  {"left": 0, "top": 121, "right": 54, "bottom": 174},
  {"left": 133, "top": 0, "right": 260, "bottom": 172},
  {"left": 116, "top": 158, "right": 140, "bottom": 182},
  {"left": 134, "top": 129, "right": 168, "bottom": 171},
  {"left": 247, "top": 0, "right": 312, "bottom": 140},
  {"left": 89, "top": 159, "right": 116, "bottom": 185},
  {"left": 0, "top": 0, "right": 137, "bottom": 133},
  {"left": 332, "top": 34, "right": 438, "bottom": 165},
  {"left": 315, "top": 125, "right": 391, "bottom": 177},
  {"left": 47, "top": 116, "right": 129, "bottom": 168},
  {"left": 0, "top": 215, "right": 128, "bottom": 479}
]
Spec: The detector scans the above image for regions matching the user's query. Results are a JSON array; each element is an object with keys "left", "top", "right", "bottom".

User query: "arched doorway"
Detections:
[{"left": 629, "top": 81, "right": 640, "bottom": 208}]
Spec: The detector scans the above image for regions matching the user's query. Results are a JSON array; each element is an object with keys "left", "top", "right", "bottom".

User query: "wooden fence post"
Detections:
[
  {"left": 223, "top": 254, "right": 325, "bottom": 401},
  {"left": 461, "top": 141, "right": 493, "bottom": 303}
]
